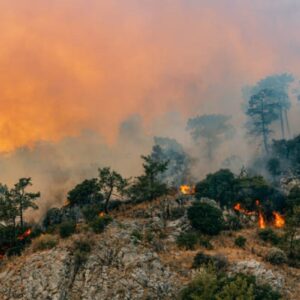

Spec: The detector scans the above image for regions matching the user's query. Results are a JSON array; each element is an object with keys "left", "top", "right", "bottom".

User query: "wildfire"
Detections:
[
  {"left": 233, "top": 203, "right": 256, "bottom": 216},
  {"left": 273, "top": 212, "right": 285, "bottom": 228},
  {"left": 180, "top": 185, "right": 195, "bottom": 195},
  {"left": 99, "top": 212, "right": 105, "bottom": 218},
  {"left": 17, "top": 229, "right": 32, "bottom": 240},
  {"left": 233, "top": 201, "right": 285, "bottom": 229},
  {"left": 258, "top": 211, "right": 266, "bottom": 229}
]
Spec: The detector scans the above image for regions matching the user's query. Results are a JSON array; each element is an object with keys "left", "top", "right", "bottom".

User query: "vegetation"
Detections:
[
  {"left": 32, "top": 234, "right": 58, "bottom": 251},
  {"left": 235, "top": 236, "right": 247, "bottom": 248},
  {"left": 59, "top": 221, "right": 76, "bottom": 238},
  {"left": 176, "top": 232, "right": 198, "bottom": 250},
  {"left": 192, "top": 252, "right": 228, "bottom": 270},
  {"left": 188, "top": 202, "right": 224, "bottom": 235},
  {"left": 258, "top": 228, "right": 280, "bottom": 245},
  {"left": 180, "top": 266, "right": 281, "bottom": 300},
  {"left": 265, "top": 248, "right": 287, "bottom": 265}
]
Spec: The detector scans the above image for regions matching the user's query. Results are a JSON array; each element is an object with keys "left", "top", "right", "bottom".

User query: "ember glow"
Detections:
[
  {"left": 17, "top": 229, "right": 32, "bottom": 241},
  {"left": 99, "top": 212, "right": 105, "bottom": 218},
  {"left": 180, "top": 185, "right": 195, "bottom": 195}
]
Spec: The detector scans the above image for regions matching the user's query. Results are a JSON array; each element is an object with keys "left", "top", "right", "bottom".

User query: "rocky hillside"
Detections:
[{"left": 0, "top": 199, "right": 299, "bottom": 300}]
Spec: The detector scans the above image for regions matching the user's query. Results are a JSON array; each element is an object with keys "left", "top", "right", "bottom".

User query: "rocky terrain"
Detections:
[{"left": 0, "top": 199, "right": 299, "bottom": 300}]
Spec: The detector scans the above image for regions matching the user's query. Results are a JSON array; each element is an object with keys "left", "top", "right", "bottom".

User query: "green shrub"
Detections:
[
  {"left": 180, "top": 268, "right": 281, "bottom": 300},
  {"left": 235, "top": 236, "right": 247, "bottom": 248},
  {"left": 258, "top": 228, "right": 280, "bottom": 245},
  {"left": 176, "top": 232, "right": 198, "bottom": 250},
  {"left": 59, "top": 221, "right": 76, "bottom": 238},
  {"left": 192, "top": 252, "right": 228, "bottom": 270},
  {"left": 198, "top": 237, "right": 214, "bottom": 250},
  {"left": 72, "top": 238, "right": 93, "bottom": 270},
  {"left": 32, "top": 234, "right": 58, "bottom": 251},
  {"left": 266, "top": 248, "right": 287, "bottom": 265},
  {"left": 90, "top": 214, "right": 112, "bottom": 234},
  {"left": 225, "top": 215, "right": 243, "bottom": 231},
  {"left": 188, "top": 202, "right": 224, "bottom": 235}
]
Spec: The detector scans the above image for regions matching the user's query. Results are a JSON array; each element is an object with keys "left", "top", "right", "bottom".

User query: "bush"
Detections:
[
  {"left": 188, "top": 202, "right": 224, "bottom": 235},
  {"left": 235, "top": 236, "right": 247, "bottom": 248},
  {"left": 176, "top": 232, "right": 198, "bottom": 250},
  {"left": 59, "top": 221, "right": 76, "bottom": 238},
  {"left": 131, "top": 229, "right": 143, "bottom": 244},
  {"left": 32, "top": 234, "right": 58, "bottom": 251},
  {"left": 266, "top": 248, "right": 287, "bottom": 265},
  {"left": 224, "top": 215, "right": 243, "bottom": 231},
  {"left": 198, "top": 237, "right": 213, "bottom": 250},
  {"left": 258, "top": 228, "right": 280, "bottom": 245},
  {"left": 192, "top": 252, "right": 228, "bottom": 270},
  {"left": 180, "top": 268, "right": 281, "bottom": 300},
  {"left": 90, "top": 214, "right": 112, "bottom": 234},
  {"left": 72, "top": 238, "right": 93, "bottom": 270}
]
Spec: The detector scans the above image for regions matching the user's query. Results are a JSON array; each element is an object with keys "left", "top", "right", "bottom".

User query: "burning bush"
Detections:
[
  {"left": 188, "top": 202, "right": 224, "bottom": 236},
  {"left": 266, "top": 248, "right": 287, "bottom": 265}
]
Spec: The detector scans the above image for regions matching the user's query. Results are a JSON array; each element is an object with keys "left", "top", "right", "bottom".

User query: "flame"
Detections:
[
  {"left": 258, "top": 211, "right": 266, "bottom": 229},
  {"left": 273, "top": 212, "right": 285, "bottom": 228},
  {"left": 233, "top": 203, "right": 256, "bottom": 216},
  {"left": 17, "top": 229, "right": 32, "bottom": 240},
  {"left": 99, "top": 212, "right": 105, "bottom": 218},
  {"left": 63, "top": 200, "right": 70, "bottom": 207},
  {"left": 180, "top": 185, "right": 195, "bottom": 195}
]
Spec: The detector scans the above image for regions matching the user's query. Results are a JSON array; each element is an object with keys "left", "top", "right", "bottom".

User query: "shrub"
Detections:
[
  {"left": 180, "top": 268, "right": 281, "bottom": 300},
  {"left": 258, "top": 228, "right": 280, "bottom": 245},
  {"left": 59, "top": 221, "right": 76, "bottom": 238},
  {"left": 224, "top": 215, "right": 243, "bottom": 231},
  {"left": 176, "top": 232, "right": 198, "bottom": 250},
  {"left": 32, "top": 234, "right": 58, "bottom": 251},
  {"left": 188, "top": 202, "right": 224, "bottom": 235},
  {"left": 266, "top": 248, "right": 287, "bottom": 265},
  {"left": 72, "top": 238, "right": 93, "bottom": 270},
  {"left": 192, "top": 252, "right": 228, "bottom": 270},
  {"left": 235, "top": 236, "right": 247, "bottom": 248},
  {"left": 198, "top": 237, "right": 214, "bottom": 250},
  {"left": 90, "top": 214, "right": 112, "bottom": 234}
]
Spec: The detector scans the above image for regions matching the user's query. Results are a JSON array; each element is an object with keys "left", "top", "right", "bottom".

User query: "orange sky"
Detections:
[{"left": 0, "top": 0, "right": 299, "bottom": 152}]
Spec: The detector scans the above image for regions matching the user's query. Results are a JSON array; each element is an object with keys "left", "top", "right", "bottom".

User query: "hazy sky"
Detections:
[{"left": 0, "top": 0, "right": 300, "bottom": 152}]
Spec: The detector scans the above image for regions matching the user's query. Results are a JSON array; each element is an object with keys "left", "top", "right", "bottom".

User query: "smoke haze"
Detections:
[{"left": 1, "top": 0, "right": 300, "bottom": 216}]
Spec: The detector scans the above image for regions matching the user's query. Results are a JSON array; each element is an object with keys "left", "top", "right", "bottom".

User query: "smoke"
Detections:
[{"left": 1, "top": 1, "right": 300, "bottom": 218}]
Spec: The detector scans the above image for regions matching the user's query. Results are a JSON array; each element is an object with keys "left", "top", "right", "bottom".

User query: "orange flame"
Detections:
[
  {"left": 18, "top": 229, "right": 32, "bottom": 240},
  {"left": 180, "top": 185, "right": 195, "bottom": 195},
  {"left": 258, "top": 211, "right": 266, "bottom": 229},
  {"left": 273, "top": 212, "right": 285, "bottom": 228},
  {"left": 233, "top": 203, "right": 256, "bottom": 216},
  {"left": 99, "top": 212, "right": 105, "bottom": 218}
]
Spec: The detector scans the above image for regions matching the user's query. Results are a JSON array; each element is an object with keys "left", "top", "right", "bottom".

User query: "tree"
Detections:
[
  {"left": 267, "top": 158, "right": 281, "bottom": 179},
  {"left": 246, "top": 89, "right": 278, "bottom": 154},
  {"left": 98, "top": 167, "right": 128, "bottom": 213},
  {"left": 151, "top": 137, "right": 191, "bottom": 186},
  {"left": 67, "top": 179, "right": 103, "bottom": 207},
  {"left": 0, "top": 184, "right": 18, "bottom": 228},
  {"left": 129, "top": 155, "right": 169, "bottom": 202},
  {"left": 187, "top": 114, "right": 235, "bottom": 161},
  {"left": 188, "top": 202, "right": 224, "bottom": 235},
  {"left": 11, "top": 178, "right": 40, "bottom": 229},
  {"left": 284, "top": 206, "right": 300, "bottom": 258},
  {"left": 195, "top": 169, "right": 235, "bottom": 208},
  {"left": 287, "top": 186, "right": 300, "bottom": 214}
]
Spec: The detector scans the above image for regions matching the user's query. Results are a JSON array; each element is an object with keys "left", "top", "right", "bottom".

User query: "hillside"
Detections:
[{"left": 0, "top": 199, "right": 299, "bottom": 300}]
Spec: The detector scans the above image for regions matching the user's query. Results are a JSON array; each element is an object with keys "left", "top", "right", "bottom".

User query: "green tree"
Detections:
[
  {"left": 188, "top": 202, "right": 224, "bottom": 235},
  {"left": 246, "top": 89, "right": 278, "bottom": 154},
  {"left": 195, "top": 169, "right": 235, "bottom": 208},
  {"left": 67, "top": 179, "right": 103, "bottom": 207},
  {"left": 129, "top": 155, "right": 169, "bottom": 202},
  {"left": 11, "top": 178, "right": 40, "bottom": 229},
  {"left": 266, "top": 158, "right": 281, "bottom": 179},
  {"left": 187, "top": 114, "right": 235, "bottom": 160},
  {"left": 98, "top": 167, "right": 128, "bottom": 213}
]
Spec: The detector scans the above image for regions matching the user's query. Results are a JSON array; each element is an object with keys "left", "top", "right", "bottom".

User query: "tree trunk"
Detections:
[
  {"left": 284, "top": 109, "right": 291, "bottom": 138},
  {"left": 279, "top": 108, "right": 285, "bottom": 139},
  {"left": 104, "top": 186, "right": 113, "bottom": 214}
]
